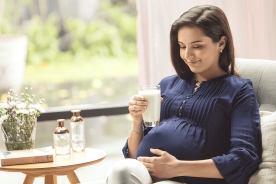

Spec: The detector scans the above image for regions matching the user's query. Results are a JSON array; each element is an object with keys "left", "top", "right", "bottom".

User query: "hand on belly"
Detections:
[{"left": 137, "top": 148, "right": 179, "bottom": 179}]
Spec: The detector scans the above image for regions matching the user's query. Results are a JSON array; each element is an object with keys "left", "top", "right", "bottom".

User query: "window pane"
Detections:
[{"left": 0, "top": 0, "right": 138, "bottom": 108}]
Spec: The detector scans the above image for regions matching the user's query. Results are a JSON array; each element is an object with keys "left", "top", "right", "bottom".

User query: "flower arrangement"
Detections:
[{"left": 0, "top": 88, "right": 45, "bottom": 150}]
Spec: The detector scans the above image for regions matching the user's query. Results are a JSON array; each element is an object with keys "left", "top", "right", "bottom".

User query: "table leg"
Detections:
[
  {"left": 67, "top": 171, "right": 80, "bottom": 184},
  {"left": 23, "top": 175, "right": 35, "bottom": 184},
  {"left": 45, "top": 175, "right": 57, "bottom": 184}
]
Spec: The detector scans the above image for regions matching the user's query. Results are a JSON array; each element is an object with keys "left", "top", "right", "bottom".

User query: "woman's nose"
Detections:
[{"left": 184, "top": 48, "right": 194, "bottom": 60}]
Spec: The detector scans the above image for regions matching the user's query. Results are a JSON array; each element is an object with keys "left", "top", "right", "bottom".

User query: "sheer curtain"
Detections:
[{"left": 136, "top": 0, "right": 276, "bottom": 85}]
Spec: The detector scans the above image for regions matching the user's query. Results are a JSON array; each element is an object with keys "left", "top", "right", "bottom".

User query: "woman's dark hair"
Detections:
[{"left": 170, "top": 5, "right": 238, "bottom": 80}]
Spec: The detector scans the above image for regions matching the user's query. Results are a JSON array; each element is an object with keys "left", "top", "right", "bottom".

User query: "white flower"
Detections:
[
  {"left": 0, "top": 103, "right": 9, "bottom": 109},
  {"left": 29, "top": 109, "right": 36, "bottom": 115},
  {"left": 9, "top": 101, "right": 16, "bottom": 107},
  {"left": 16, "top": 103, "right": 27, "bottom": 109},
  {"left": 16, "top": 109, "right": 29, "bottom": 114},
  {"left": 0, "top": 115, "right": 9, "bottom": 124},
  {"left": 29, "top": 104, "right": 45, "bottom": 113},
  {"left": 0, "top": 108, "right": 7, "bottom": 114}
]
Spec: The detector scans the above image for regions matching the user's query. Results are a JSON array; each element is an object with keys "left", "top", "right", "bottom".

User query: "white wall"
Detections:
[{"left": 136, "top": 0, "right": 276, "bottom": 85}]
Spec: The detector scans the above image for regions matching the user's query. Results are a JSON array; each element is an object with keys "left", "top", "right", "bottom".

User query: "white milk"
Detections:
[{"left": 138, "top": 88, "right": 161, "bottom": 127}]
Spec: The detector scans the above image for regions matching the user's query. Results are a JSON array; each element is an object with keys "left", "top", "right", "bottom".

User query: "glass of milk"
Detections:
[{"left": 138, "top": 85, "right": 161, "bottom": 127}]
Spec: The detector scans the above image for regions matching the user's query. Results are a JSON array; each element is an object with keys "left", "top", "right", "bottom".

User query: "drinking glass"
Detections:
[{"left": 138, "top": 85, "right": 161, "bottom": 127}]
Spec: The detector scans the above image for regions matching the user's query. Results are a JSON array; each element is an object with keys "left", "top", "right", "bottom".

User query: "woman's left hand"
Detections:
[{"left": 137, "top": 148, "right": 179, "bottom": 179}]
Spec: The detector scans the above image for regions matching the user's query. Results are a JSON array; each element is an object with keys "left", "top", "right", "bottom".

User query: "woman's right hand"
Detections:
[{"left": 128, "top": 95, "right": 147, "bottom": 124}]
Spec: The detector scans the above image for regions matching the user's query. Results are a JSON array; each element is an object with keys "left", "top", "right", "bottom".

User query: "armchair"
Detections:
[
  {"left": 236, "top": 58, "right": 276, "bottom": 183},
  {"left": 236, "top": 58, "right": 276, "bottom": 111}
]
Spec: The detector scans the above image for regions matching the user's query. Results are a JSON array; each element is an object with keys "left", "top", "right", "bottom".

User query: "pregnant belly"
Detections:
[{"left": 136, "top": 119, "right": 207, "bottom": 160}]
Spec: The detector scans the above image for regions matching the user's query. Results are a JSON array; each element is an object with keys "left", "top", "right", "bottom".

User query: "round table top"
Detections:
[{"left": 0, "top": 148, "right": 106, "bottom": 173}]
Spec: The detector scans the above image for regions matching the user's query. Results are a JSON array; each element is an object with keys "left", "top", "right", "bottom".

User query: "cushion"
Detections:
[{"left": 249, "top": 111, "right": 276, "bottom": 184}]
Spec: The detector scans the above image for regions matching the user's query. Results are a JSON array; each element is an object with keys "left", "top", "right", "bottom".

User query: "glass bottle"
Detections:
[
  {"left": 70, "top": 110, "right": 85, "bottom": 152},
  {"left": 53, "top": 119, "right": 70, "bottom": 155}
]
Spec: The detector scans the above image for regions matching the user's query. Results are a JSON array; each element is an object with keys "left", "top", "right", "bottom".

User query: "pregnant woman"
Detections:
[{"left": 106, "top": 5, "right": 261, "bottom": 184}]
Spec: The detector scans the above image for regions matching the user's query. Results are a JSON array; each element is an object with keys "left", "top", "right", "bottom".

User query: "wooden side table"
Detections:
[{"left": 0, "top": 148, "right": 106, "bottom": 184}]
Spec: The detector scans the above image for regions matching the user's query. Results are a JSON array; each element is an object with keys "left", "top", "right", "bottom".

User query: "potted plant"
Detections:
[{"left": 0, "top": 88, "right": 45, "bottom": 151}]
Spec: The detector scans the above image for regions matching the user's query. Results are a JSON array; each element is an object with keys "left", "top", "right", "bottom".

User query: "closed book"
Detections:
[{"left": 0, "top": 146, "right": 53, "bottom": 166}]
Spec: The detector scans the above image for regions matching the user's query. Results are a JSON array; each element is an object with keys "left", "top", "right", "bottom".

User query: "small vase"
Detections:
[
  {"left": 70, "top": 110, "right": 85, "bottom": 152},
  {"left": 53, "top": 119, "right": 70, "bottom": 155},
  {"left": 0, "top": 118, "right": 37, "bottom": 151}
]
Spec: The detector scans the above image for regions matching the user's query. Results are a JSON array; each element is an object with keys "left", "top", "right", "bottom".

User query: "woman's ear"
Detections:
[{"left": 218, "top": 36, "right": 227, "bottom": 51}]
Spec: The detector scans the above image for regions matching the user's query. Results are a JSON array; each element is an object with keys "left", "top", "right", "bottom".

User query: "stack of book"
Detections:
[{"left": 0, "top": 146, "right": 53, "bottom": 166}]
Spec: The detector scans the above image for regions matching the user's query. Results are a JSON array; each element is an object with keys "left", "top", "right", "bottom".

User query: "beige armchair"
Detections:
[
  {"left": 236, "top": 58, "right": 276, "bottom": 183},
  {"left": 236, "top": 58, "right": 276, "bottom": 111}
]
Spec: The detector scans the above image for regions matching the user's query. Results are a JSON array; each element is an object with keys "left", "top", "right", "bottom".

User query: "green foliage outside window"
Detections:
[
  {"left": 0, "top": 0, "right": 138, "bottom": 107},
  {"left": 23, "top": 1, "right": 137, "bottom": 66}
]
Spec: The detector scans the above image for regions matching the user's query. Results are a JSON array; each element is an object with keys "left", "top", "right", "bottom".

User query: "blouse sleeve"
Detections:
[
  {"left": 212, "top": 82, "right": 262, "bottom": 184},
  {"left": 122, "top": 139, "right": 130, "bottom": 158}
]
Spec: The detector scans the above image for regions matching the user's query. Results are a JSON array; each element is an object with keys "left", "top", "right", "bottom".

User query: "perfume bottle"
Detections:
[
  {"left": 70, "top": 110, "right": 85, "bottom": 152},
  {"left": 53, "top": 119, "right": 70, "bottom": 155}
]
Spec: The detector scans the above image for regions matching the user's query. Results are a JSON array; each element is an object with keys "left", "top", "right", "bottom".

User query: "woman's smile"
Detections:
[{"left": 186, "top": 59, "right": 201, "bottom": 65}]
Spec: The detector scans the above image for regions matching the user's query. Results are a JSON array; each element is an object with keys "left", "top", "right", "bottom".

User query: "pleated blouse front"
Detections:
[{"left": 122, "top": 74, "right": 261, "bottom": 184}]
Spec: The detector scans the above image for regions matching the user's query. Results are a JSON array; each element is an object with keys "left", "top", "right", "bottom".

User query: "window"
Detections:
[{"left": 0, "top": 0, "right": 138, "bottom": 108}]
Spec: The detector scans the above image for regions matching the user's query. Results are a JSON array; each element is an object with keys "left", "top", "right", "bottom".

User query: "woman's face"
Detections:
[{"left": 177, "top": 26, "right": 225, "bottom": 80}]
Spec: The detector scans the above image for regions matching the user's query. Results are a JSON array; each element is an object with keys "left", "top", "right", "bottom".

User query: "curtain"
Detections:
[{"left": 136, "top": 0, "right": 276, "bottom": 85}]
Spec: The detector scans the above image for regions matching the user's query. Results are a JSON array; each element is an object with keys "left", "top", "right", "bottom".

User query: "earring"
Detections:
[{"left": 220, "top": 50, "right": 223, "bottom": 53}]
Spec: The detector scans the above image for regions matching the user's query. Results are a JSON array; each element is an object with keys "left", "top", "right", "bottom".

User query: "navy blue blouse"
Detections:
[{"left": 122, "top": 74, "right": 262, "bottom": 184}]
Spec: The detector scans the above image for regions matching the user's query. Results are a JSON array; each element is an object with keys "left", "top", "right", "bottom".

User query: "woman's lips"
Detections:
[{"left": 186, "top": 60, "right": 200, "bottom": 64}]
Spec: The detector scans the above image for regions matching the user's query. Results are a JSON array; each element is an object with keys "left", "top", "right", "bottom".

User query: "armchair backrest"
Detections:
[{"left": 236, "top": 58, "right": 276, "bottom": 111}]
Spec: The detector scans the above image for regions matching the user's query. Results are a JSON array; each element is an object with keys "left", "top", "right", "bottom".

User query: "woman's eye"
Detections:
[
  {"left": 180, "top": 46, "right": 186, "bottom": 49},
  {"left": 193, "top": 46, "right": 201, "bottom": 49}
]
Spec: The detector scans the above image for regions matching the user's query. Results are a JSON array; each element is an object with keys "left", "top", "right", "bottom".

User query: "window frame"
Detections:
[{"left": 38, "top": 102, "right": 129, "bottom": 122}]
